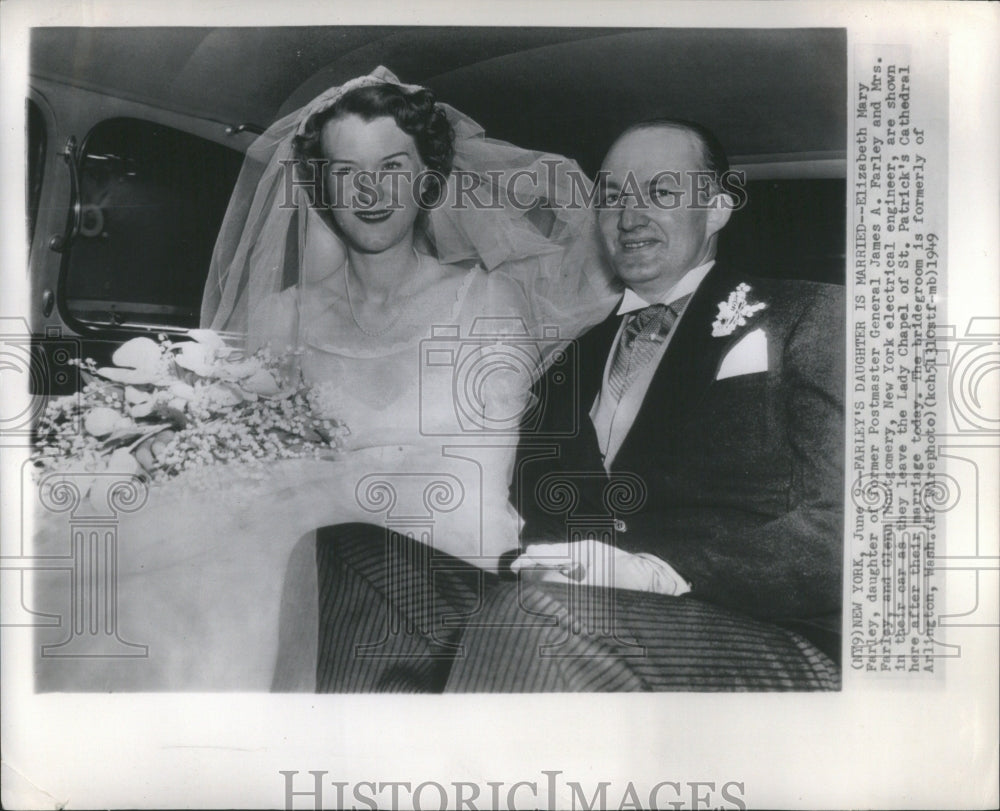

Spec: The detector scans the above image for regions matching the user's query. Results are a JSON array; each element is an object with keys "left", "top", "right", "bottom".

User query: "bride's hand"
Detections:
[{"left": 133, "top": 430, "right": 176, "bottom": 473}]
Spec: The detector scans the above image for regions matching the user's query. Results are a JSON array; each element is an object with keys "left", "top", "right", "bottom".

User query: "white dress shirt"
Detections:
[
  {"left": 515, "top": 262, "right": 715, "bottom": 596},
  {"left": 590, "top": 260, "right": 715, "bottom": 469}
]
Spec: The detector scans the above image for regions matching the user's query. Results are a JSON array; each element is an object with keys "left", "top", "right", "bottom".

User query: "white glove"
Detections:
[{"left": 511, "top": 539, "right": 691, "bottom": 595}]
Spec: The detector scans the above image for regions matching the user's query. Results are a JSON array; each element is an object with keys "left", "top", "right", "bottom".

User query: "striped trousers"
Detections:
[
  {"left": 446, "top": 581, "right": 840, "bottom": 691},
  {"left": 312, "top": 523, "right": 840, "bottom": 692},
  {"left": 314, "top": 523, "right": 497, "bottom": 692}
]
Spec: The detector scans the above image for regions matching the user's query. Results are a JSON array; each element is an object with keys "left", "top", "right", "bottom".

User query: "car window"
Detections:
[
  {"left": 62, "top": 118, "right": 244, "bottom": 331},
  {"left": 718, "top": 178, "right": 845, "bottom": 285},
  {"left": 26, "top": 99, "right": 46, "bottom": 246}
]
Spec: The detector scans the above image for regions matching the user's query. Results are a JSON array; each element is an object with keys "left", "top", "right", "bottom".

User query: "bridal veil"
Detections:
[{"left": 200, "top": 66, "right": 619, "bottom": 352}]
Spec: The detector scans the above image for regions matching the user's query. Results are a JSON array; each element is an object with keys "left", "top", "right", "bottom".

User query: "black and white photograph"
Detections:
[
  {"left": 1, "top": 2, "right": 997, "bottom": 809},
  {"left": 22, "top": 23, "right": 848, "bottom": 694}
]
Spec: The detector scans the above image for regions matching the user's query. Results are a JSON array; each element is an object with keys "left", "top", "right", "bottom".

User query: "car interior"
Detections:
[{"left": 26, "top": 26, "right": 846, "bottom": 387}]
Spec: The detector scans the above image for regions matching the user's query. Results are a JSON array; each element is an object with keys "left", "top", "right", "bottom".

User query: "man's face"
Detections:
[{"left": 598, "top": 126, "right": 729, "bottom": 296}]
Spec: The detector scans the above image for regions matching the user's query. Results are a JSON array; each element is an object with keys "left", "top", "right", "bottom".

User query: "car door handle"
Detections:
[
  {"left": 48, "top": 135, "right": 82, "bottom": 254},
  {"left": 41, "top": 288, "right": 55, "bottom": 317}
]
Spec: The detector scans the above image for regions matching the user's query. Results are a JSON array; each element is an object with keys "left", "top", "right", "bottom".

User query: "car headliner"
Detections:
[{"left": 30, "top": 26, "right": 846, "bottom": 175}]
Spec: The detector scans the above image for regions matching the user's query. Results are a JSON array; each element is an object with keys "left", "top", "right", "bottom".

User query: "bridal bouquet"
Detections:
[{"left": 31, "top": 330, "right": 349, "bottom": 486}]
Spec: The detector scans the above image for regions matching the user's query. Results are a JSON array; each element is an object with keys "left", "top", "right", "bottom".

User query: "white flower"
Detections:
[
  {"left": 124, "top": 385, "right": 151, "bottom": 405},
  {"left": 111, "top": 337, "right": 162, "bottom": 371},
  {"left": 105, "top": 447, "right": 142, "bottom": 476},
  {"left": 187, "top": 329, "right": 228, "bottom": 353},
  {"left": 95, "top": 366, "right": 159, "bottom": 385},
  {"left": 95, "top": 337, "right": 167, "bottom": 385},
  {"left": 240, "top": 369, "right": 281, "bottom": 396},
  {"left": 174, "top": 342, "right": 217, "bottom": 377},
  {"left": 168, "top": 381, "right": 196, "bottom": 401},
  {"left": 711, "top": 283, "right": 767, "bottom": 337},
  {"left": 83, "top": 407, "right": 124, "bottom": 437}
]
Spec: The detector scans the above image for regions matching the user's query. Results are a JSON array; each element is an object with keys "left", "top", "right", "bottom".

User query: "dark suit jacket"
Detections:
[{"left": 512, "top": 263, "right": 845, "bottom": 630}]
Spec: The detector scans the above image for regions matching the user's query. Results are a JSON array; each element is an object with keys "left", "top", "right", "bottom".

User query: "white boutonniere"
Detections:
[{"left": 711, "top": 283, "right": 767, "bottom": 337}]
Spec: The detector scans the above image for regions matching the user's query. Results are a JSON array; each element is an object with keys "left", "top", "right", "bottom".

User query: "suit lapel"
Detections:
[
  {"left": 575, "top": 310, "right": 621, "bottom": 409},
  {"left": 613, "top": 265, "right": 744, "bottom": 467},
  {"left": 542, "top": 310, "right": 620, "bottom": 470}
]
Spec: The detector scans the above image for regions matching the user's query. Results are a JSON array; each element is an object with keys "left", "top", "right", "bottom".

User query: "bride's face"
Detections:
[{"left": 321, "top": 114, "right": 427, "bottom": 254}]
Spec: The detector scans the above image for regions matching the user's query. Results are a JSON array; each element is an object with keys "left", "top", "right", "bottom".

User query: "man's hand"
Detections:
[{"left": 511, "top": 539, "right": 690, "bottom": 595}]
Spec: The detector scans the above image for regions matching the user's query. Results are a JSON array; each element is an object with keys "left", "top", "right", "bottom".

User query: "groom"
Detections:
[{"left": 445, "top": 119, "right": 845, "bottom": 690}]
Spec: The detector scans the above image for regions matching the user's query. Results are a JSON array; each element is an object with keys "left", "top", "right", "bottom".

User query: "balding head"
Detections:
[{"left": 598, "top": 121, "right": 734, "bottom": 299}]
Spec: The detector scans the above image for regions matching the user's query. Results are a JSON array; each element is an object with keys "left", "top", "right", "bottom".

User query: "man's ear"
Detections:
[{"left": 706, "top": 192, "right": 734, "bottom": 237}]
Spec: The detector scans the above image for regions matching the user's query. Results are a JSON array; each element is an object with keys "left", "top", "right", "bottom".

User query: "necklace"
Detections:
[{"left": 343, "top": 250, "right": 421, "bottom": 338}]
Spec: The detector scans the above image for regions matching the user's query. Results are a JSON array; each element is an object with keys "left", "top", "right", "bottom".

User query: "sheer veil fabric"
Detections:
[
  {"left": 35, "top": 68, "right": 619, "bottom": 692},
  {"left": 198, "top": 64, "right": 619, "bottom": 573},
  {"left": 201, "top": 65, "right": 619, "bottom": 351}
]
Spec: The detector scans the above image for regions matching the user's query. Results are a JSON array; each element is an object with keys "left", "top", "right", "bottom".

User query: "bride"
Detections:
[{"left": 32, "top": 67, "right": 618, "bottom": 691}]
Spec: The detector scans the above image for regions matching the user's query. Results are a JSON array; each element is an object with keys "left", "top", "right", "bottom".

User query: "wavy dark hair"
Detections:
[{"left": 293, "top": 83, "right": 455, "bottom": 206}]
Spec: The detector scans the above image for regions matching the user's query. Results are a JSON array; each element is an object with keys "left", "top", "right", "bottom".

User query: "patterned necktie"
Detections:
[{"left": 606, "top": 297, "right": 689, "bottom": 402}]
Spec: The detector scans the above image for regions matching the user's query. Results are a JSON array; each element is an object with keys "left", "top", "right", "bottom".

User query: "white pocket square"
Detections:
[{"left": 716, "top": 328, "right": 768, "bottom": 380}]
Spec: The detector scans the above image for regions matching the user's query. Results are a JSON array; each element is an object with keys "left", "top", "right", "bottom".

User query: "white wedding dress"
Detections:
[
  {"left": 31, "top": 66, "right": 621, "bottom": 691},
  {"left": 31, "top": 266, "right": 536, "bottom": 691}
]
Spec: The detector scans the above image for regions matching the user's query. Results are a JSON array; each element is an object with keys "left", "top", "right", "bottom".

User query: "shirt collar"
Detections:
[{"left": 616, "top": 260, "right": 715, "bottom": 316}]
